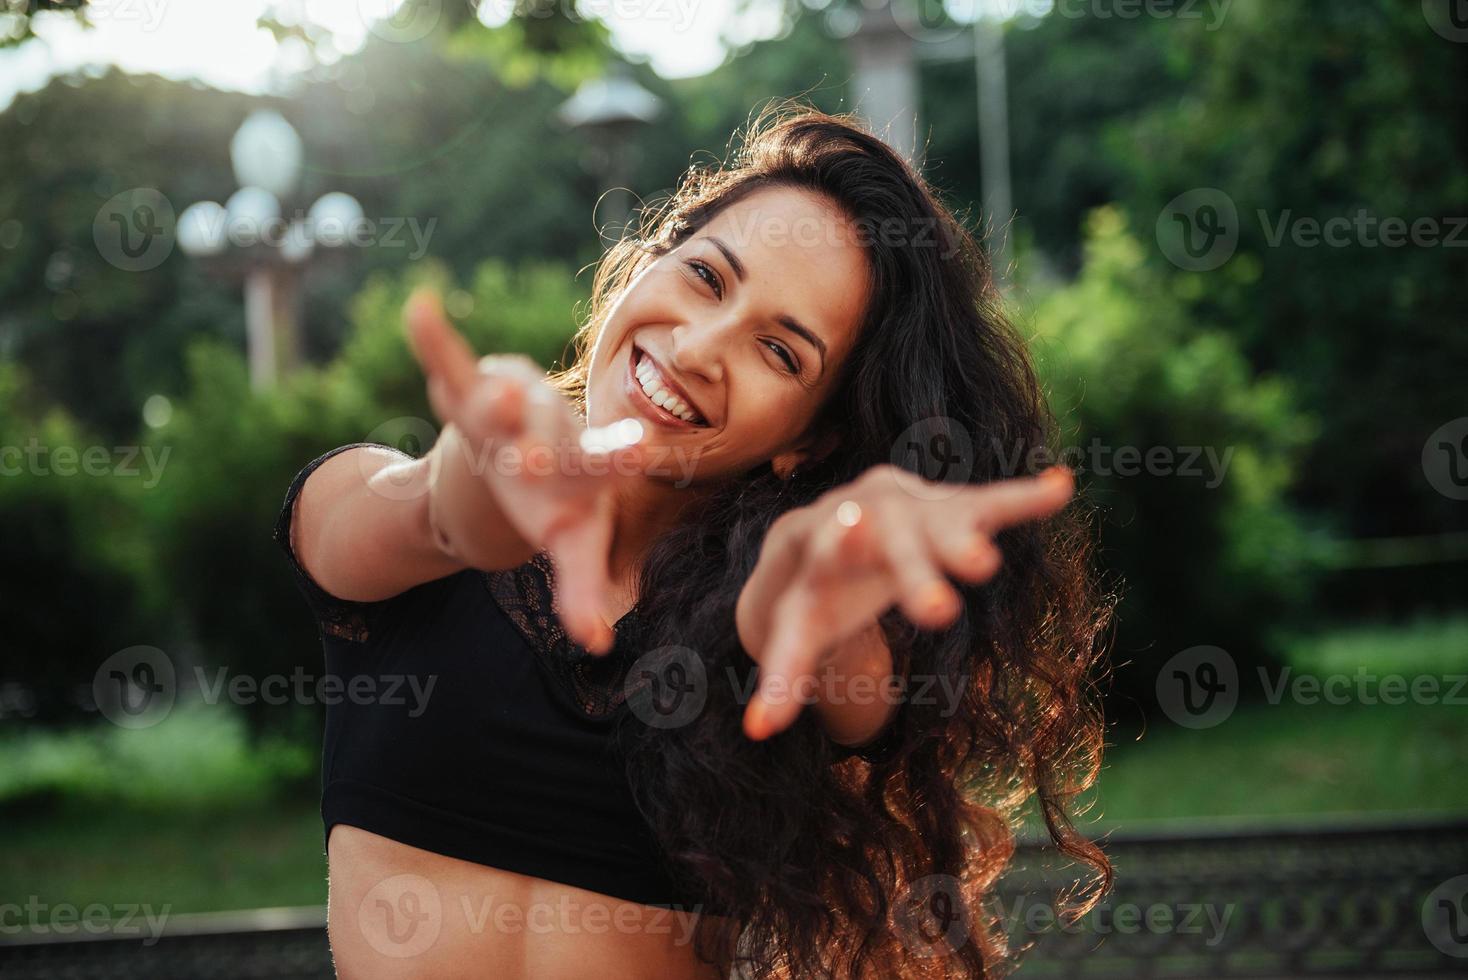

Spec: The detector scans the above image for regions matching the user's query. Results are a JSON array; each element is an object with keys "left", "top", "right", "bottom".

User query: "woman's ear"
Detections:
[
  {"left": 771, "top": 429, "right": 842, "bottom": 480},
  {"left": 804, "top": 429, "right": 842, "bottom": 467},
  {"left": 793, "top": 430, "right": 843, "bottom": 473}
]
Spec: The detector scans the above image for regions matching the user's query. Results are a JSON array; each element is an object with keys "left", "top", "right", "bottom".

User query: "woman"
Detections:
[{"left": 274, "top": 104, "right": 1111, "bottom": 979}]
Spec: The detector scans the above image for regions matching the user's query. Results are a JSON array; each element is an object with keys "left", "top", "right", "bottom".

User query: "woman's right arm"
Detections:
[
  {"left": 288, "top": 288, "right": 645, "bottom": 654},
  {"left": 288, "top": 423, "right": 536, "bottom": 607}
]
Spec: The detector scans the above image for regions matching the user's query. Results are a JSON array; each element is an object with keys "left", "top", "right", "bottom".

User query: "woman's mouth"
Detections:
[{"left": 626, "top": 345, "right": 710, "bottom": 429}]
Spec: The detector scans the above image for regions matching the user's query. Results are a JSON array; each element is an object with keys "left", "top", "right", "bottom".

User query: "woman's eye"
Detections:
[
  {"left": 763, "top": 340, "right": 799, "bottom": 374},
  {"left": 685, "top": 259, "right": 722, "bottom": 299}
]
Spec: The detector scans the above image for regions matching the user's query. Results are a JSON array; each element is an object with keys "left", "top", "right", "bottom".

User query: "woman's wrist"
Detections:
[
  {"left": 423, "top": 424, "right": 534, "bottom": 571},
  {"left": 804, "top": 618, "right": 901, "bottom": 746}
]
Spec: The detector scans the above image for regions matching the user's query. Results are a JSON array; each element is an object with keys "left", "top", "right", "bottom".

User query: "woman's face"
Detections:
[{"left": 585, "top": 185, "right": 871, "bottom": 486}]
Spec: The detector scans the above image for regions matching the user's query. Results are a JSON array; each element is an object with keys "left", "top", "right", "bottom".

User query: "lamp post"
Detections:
[
  {"left": 841, "top": 4, "right": 921, "bottom": 166},
  {"left": 176, "top": 110, "right": 365, "bottom": 390},
  {"left": 892, "top": 1, "right": 1016, "bottom": 286},
  {"left": 973, "top": 3, "right": 1013, "bottom": 284},
  {"left": 557, "top": 63, "right": 663, "bottom": 242}
]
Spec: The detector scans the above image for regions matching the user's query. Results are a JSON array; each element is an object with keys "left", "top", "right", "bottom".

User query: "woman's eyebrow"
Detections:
[
  {"left": 776, "top": 315, "right": 827, "bottom": 372},
  {"left": 707, "top": 235, "right": 828, "bottom": 372},
  {"left": 708, "top": 236, "right": 746, "bottom": 281}
]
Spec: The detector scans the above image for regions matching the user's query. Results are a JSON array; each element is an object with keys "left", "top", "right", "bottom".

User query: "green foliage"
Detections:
[
  {"left": 0, "top": 72, "right": 256, "bottom": 438},
  {"left": 0, "top": 701, "right": 313, "bottom": 812},
  {"left": 928, "top": 9, "right": 1174, "bottom": 271},
  {"left": 0, "top": 362, "right": 160, "bottom": 717},
  {"left": 444, "top": 7, "right": 614, "bottom": 90},
  {"left": 1113, "top": 1, "right": 1468, "bottom": 545},
  {"left": 1025, "top": 207, "right": 1318, "bottom": 690},
  {"left": 336, "top": 257, "right": 589, "bottom": 393},
  {"left": 1, "top": 232, "right": 587, "bottom": 733}
]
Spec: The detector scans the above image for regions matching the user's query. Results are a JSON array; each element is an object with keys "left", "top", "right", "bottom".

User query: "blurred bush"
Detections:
[
  {"left": 0, "top": 363, "right": 161, "bottom": 723},
  {"left": 1025, "top": 207, "right": 1318, "bottom": 703},
  {"left": 2, "top": 256, "right": 585, "bottom": 738}
]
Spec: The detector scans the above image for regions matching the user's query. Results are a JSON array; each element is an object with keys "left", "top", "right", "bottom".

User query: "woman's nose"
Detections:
[{"left": 669, "top": 320, "right": 726, "bottom": 385}]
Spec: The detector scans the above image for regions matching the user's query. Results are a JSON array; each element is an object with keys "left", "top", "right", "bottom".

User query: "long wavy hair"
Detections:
[{"left": 546, "top": 102, "right": 1114, "bottom": 978}]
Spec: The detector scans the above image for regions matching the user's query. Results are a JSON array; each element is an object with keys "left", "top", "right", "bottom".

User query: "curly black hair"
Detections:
[{"left": 547, "top": 100, "right": 1114, "bottom": 979}]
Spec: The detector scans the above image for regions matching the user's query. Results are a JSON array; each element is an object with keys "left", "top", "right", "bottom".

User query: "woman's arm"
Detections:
[
  {"left": 289, "top": 426, "right": 533, "bottom": 604},
  {"left": 736, "top": 463, "right": 1075, "bottom": 742}
]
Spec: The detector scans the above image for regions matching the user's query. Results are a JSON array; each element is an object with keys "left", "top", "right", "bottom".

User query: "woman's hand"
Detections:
[
  {"left": 405, "top": 288, "right": 645, "bottom": 654},
  {"left": 736, "top": 463, "right": 1075, "bottom": 740}
]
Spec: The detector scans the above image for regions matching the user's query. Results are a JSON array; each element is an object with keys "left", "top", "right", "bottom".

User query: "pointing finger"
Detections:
[
  {"left": 544, "top": 494, "right": 617, "bottom": 655},
  {"left": 744, "top": 588, "right": 824, "bottom": 740},
  {"left": 406, "top": 289, "right": 478, "bottom": 403},
  {"left": 970, "top": 465, "right": 1074, "bottom": 533}
]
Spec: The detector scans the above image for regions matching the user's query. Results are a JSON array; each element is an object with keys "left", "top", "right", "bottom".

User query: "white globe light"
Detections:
[
  {"left": 281, "top": 220, "right": 315, "bottom": 264},
  {"left": 309, "top": 191, "right": 365, "bottom": 248},
  {"left": 225, "top": 186, "right": 281, "bottom": 248},
  {"left": 176, "top": 201, "right": 228, "bottom": 257},
  {"left": 142, "top": 394, "right": 173, "bottom": 429},
  {"left": 230, "top": 110, "right": 304, "bottom": 199}
]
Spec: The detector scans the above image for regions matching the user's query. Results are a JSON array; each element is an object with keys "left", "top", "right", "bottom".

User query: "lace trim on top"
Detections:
[{"left": 484, "top": 551, "right": 647, "bottom": 721}]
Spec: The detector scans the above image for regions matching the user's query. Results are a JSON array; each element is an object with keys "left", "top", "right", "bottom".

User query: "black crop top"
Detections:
[{"left": 272, "top": 443, "right": 702, "bottom": 910}]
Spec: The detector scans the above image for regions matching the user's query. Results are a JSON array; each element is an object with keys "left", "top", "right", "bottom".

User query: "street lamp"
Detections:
[
  {"left": 839, "top": 3, "right": 921, "bottom": 166},
  {"left": 557, "top": 63, "right": 662, "bottom": 242},
  {"left": 845, "top": 0, "right": 1016, "bottom": 286},
  {"left": 972, "top": 3, "right": 1013, "bottom": 285},
  {"left": 177, "top": 110, "right": 365, "bottom": 390}
]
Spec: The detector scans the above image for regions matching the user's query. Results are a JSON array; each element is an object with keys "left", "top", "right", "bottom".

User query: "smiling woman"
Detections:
[{"left": 276, "top": 101, "right": 1113, "bottom": 979}]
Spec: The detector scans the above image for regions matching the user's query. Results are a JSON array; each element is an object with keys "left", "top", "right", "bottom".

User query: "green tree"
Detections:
[{"left": 1027, "top": 206, "right": 1317, "bottom": 703}]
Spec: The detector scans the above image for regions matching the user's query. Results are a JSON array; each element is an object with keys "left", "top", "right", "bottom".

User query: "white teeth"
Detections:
[{"left": 634, "top": 352, "right": 702, "bottom": 424}]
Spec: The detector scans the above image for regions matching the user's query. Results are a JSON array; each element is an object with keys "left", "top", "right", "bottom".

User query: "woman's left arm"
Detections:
[{"left": 735, "top": 463, "right": 1074, "bottom": 742}]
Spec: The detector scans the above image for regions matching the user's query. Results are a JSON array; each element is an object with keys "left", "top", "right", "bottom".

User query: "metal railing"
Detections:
[{"left": 3, "top": 816, "right": 1464, "bottom": 978}]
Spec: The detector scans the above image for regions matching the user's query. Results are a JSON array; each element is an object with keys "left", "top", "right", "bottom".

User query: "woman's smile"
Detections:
[{"left": 624, "top": 342, "right": 712, "bottom": 431}]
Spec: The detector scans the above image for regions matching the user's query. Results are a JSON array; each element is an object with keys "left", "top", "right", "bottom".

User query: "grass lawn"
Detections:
[
  {"left": 0, "top": 704, "right": 327, "bottom": 914},
  {"left": 1092, "top": 699, "right": 1468, "bottom": 826},
  {"left": 4, "top": 616, "right": 1465, "bottom": 914},
  {"left": 0, "top": 801, "right": 326, "bottom": 913},
  {"left": 1090, "top": 613, "right": 1468, "bottom": 827}
]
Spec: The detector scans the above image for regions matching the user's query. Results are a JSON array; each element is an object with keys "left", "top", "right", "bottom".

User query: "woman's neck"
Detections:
[{"left": 605, "top": 477, "right": 704, "bottom": 597}]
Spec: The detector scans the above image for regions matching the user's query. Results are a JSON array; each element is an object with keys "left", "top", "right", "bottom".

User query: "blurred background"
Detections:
[{"left": 1, "top": 0, "right": 1465, "bottom": 975}]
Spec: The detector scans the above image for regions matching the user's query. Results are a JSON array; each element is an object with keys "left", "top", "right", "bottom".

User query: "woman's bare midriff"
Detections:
[{"left": 326, "top": 825, "right": 728, "bottom": 980}]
